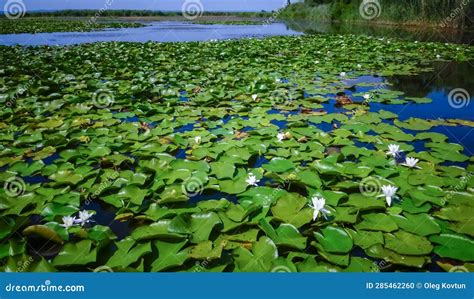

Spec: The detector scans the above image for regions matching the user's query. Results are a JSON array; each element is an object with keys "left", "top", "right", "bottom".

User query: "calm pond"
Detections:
[
  {"left": 1, "top": 20, "right": 473, "bottom": 272},
  {"left": 1, "top": 20, "right": 472, "bottom": 46},
  {"left": 0, "top": 21, "right": 302, "bottom": 46},
  {"left": 2, "top": 20, "right": 472, "bottom": 167}
]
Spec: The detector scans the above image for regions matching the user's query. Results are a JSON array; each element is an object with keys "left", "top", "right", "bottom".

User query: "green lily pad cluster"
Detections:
[
  {"left": 0, "top": 33, "right": 473, "bottom": 272},
  {"left": 0, "top": 18, "right": 145, "bottom": 34}
]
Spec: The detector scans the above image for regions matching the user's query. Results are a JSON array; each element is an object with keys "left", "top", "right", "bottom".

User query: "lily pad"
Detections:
[{"left": 314, "top": 226, "right": 353, "bottom": 254}]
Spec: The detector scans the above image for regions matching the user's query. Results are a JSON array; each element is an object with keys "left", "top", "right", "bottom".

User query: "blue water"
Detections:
[
  {"left": 86, "top": 201, "right": 132, "bottom": 240},
  {"left": 350, "top": 74, "right": 474, "bottom": 156},
  {"left": 0, "top": 21, "right": 302, "bottom": 46},
  {"left": 308, "top": 68, "right": 474, "bottom": 156}
]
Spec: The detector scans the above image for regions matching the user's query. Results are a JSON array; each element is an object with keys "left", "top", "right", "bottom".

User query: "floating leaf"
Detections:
[
  {"left": 430, "top": 234, "right": 474, "bottom": 262},
  {"left": 52, "top": 240, "right": 96, "bottom": 266},
  {"left": 314, "top": 226, "right": 353, "bottom": 254},
  {"left": 384, "top": 231, "right": 433, "bottom": 255},
  {"left": 151, "top": 240, "right": 190, "bottom": 272}
]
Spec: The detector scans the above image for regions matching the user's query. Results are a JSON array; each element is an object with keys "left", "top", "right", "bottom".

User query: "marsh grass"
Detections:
[{"left": 281, "top": 0, "right": 473, "bottom": 28}]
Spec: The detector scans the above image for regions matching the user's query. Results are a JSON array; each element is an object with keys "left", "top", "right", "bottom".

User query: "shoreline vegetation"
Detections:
[
  {"left": 280, "top": 0, "right": 473, "bottom": 30},
  {"left": 11, "top": 10, "right": 273, "bottom": 18},
  {"left": 0, "top": 1, "right": 472, "bottom": 32}
]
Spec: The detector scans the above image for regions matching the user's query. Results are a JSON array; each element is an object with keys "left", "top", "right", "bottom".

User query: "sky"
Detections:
[{"left": 18, "top": 0, "right": 298, "bottom": 12}]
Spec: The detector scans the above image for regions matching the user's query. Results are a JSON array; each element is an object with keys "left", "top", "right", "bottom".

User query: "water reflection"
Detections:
[
  {"left": 340, "top": 62, "right": 474, "bottom": 156},
  {"left": 284, "top": 20, "right": 474, "bottom": 44},
  {"left": 385, "top": 62, "right": 473, "bottom": 156}
]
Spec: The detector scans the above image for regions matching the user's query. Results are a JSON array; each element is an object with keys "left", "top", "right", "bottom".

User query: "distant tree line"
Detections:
[{"left": 16, "top": 10, "right": 272, "bottom": 18}]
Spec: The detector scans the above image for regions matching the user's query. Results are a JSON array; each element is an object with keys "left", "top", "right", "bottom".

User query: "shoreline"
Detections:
[{"left": 281, "top": 17, "right": 472, "bottom": 32}]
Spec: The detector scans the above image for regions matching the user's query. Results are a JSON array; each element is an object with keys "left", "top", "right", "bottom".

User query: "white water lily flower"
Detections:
[
  {"left": 377, "top": 185, "right": 398, "bottom": 206},
  {"left": 277, "top": 132, "right": 286, "bottom": 142},
  {"left": 357, "top": 64, "right": 362, "bottom": 68},
  {"left": 401, "top": 157, "right": 421, "bottom": 169},
  {"left": 363, "top": 93, "right": 371, "bottom": 100},
  {"left": 387, "top": 144, "right": 402, "bottom": 157},
  {"left": 340, "top": 72, "right": 347, "bottom": 77},
  {"left": 309, "top": 196, "right": 331, "bottom": 221},
  {"left": 436, "top": 54, "right": 441, "bottom": 59},
  {"left": 245, "top": 173, "right": 260, "bottom": 187},
  {"left": 76, "top": 210, "right": 94, "bottom": 226},
  {"left": 251, "top": 94, "right": 258, "bottom": 101},
  {"left": 194, "top": 136, "right": 202, "bottom": 145},
  {"left": 315, "top": 60, "right": 320, "bottom": 64},
  {"left": 60, "top": 216, "right": 76, "bottom": 229}
]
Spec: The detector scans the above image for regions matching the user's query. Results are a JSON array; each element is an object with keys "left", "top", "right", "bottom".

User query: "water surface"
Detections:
[
  {"left": 285, "top": 20, "right": 474, "bottom": 44},
  {"left": 0, "top": 21, "right": 301, "bottom": 46}
]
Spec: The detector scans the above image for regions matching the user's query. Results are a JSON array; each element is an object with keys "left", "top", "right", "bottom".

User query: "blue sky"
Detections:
[{"left": 20, "top": 0, "right": 297, "bottom": 12}]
